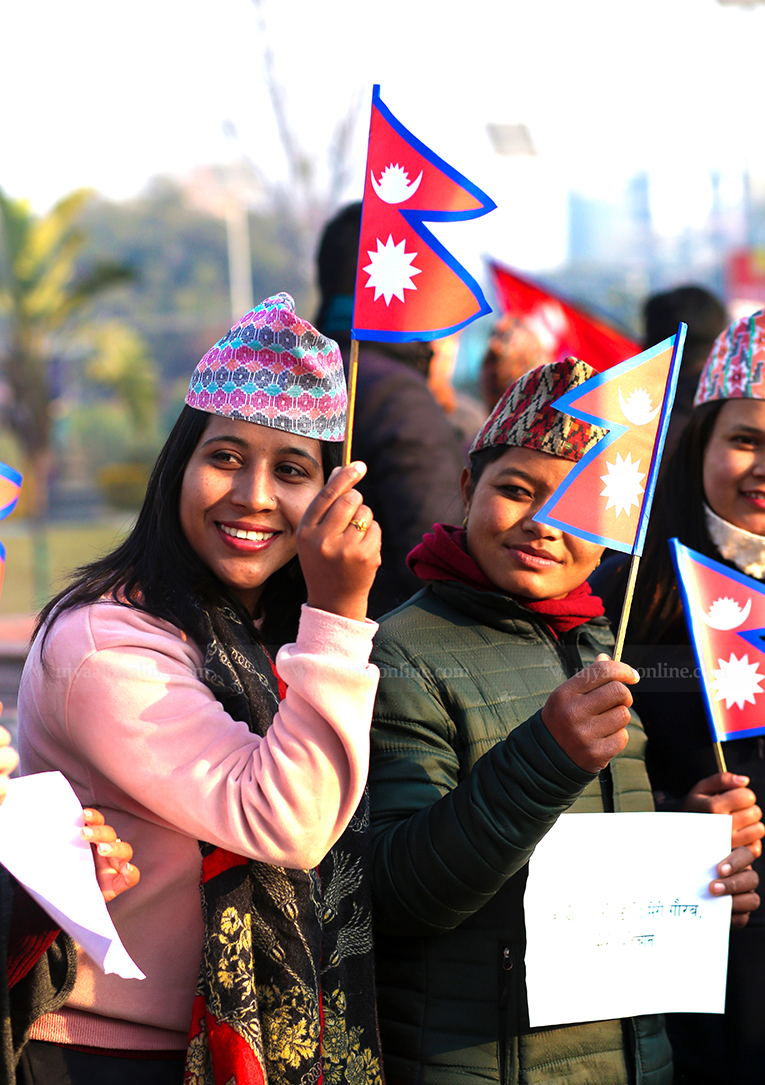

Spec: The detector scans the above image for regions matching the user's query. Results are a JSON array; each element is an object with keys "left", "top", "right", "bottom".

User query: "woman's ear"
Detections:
[{"left": 459, "top": 467, "right": 473, "bottom": 519}]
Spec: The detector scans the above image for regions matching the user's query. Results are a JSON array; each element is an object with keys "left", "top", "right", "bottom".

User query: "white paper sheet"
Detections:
[
  {"left": 0, "top": 772, "right": 144, "bottom": 980},
  {"left": 524, "top": 812, "right": 732, "bottom": 1026}
]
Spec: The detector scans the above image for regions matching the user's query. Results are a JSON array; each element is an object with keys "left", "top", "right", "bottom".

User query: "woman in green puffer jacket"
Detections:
[{"left": 368, "top": 357, "right": 758, "bottom": 1085}]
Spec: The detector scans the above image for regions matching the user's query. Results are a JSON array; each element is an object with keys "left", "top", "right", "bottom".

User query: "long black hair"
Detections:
[
  {"left": 35, "top": 405, "right": 342, "bottom": 653},
  {"left": 627, "top": 399, "right": 726, "bottom": 644}
]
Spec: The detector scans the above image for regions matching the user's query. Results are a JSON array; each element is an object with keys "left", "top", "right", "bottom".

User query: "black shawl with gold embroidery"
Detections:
[{"left": 180, "top": 600, "right": 382, "bottom": 1085}]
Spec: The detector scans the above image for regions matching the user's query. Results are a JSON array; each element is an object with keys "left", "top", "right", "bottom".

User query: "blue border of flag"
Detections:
[
  {"left": 352, "top": 85, "right": 496, "bottom": 343},
  {"left": 0, "top": 462, "right": 22, "bottom": 520},
  {"left": 533, "top": 325, "right": 686, "bottom": 554},
  {"left": 670, "top": 538, "right": 765, "bottom": 743}
]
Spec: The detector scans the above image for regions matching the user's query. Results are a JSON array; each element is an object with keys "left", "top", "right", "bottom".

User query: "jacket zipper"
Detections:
[{"left": 498, "top": 945, "right": 517, "bottom": 1085}]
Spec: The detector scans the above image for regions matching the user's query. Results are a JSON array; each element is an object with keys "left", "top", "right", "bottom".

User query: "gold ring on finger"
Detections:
[{"left": 350, "top": 518, "right": 369, "bottom": 533}]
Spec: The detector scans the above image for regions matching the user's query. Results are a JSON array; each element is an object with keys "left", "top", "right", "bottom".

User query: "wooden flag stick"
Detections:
[
  {"left": 713, "top": 741, "right": 728, "bottom": 774},
  {"left": 612, "top": 553, "right": 641, "bottom": 664},
  {"left": 342, "top": 339, "right": 360, "bottom": 467}
]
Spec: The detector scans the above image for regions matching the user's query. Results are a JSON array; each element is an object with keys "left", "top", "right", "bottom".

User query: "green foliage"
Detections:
[
  {"left": 85, "top": 322, "right": 158, "bottom": 433},
  {"left": 97, "top": 462, "right": 152, "bottom": 510},
  {"left": 80, "top": 180, "right": 315, "bottom": 382},
  {"left": 0, "top": 186, "right": 135, "bottom": 512},
  {"left": 67, "top": 401, "right": 161, "bottom": 474}
]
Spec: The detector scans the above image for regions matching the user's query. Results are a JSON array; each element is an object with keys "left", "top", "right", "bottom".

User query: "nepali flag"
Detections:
[
  {"left": 670, "top": 539, "right": 765, "bottom": 742},
  {"left": 352, "top": 85, "right": 495, "bottom": 342},
  {"left": 489, "top": 260, "right": 640, "bottom": 373},
  {"left": 0, "top": 463, "right": 22, "bottom": 601},
  {"left": 533, "top": 327, "right": 686, "bottom": 554}
]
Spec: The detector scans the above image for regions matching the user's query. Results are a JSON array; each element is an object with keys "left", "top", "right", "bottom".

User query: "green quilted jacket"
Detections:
[{"left": 369, "top": 581, "right": 672, "bottom": 1085}]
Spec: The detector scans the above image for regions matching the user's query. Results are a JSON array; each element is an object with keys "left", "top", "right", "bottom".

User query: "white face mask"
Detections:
[{"left": 705, "top": 503, "right": 765, "bottom": 580}]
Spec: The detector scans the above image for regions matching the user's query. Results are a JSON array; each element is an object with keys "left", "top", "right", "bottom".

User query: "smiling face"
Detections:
[
  {"left": 460, "top": 445, "right": 604, "bottom": 600},
  {"left": 179, "top": 416, "right": 325, "bottom": 613},
  {"left": 703, "top": 398, "right": 765, "bottom": 536}
]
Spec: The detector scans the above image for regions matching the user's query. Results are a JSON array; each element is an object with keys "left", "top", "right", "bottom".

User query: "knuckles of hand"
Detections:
[
  {"left": 549, "top": 722, "right": 630, "bottom": 774},
  {"left": 732, "top": 806, "right": 763, "bottom": 827},
  {"left": 594, "top": 680, "right": 633, "bottom": 708}
]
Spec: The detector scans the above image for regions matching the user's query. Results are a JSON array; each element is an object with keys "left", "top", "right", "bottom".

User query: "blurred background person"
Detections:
[
  {"left": 642, "top": 285, "right": 728, "bottom": 457},
  {"left": 426, "top": 333, "right": 486, "bottom": 455},
  {"left": 479, "top": 313, "right": 552, "bottom": 413}
]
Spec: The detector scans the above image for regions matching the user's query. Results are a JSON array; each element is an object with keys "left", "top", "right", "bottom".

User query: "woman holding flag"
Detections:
[
  {"left": 367, "top": 357, "right": 757, "bottom": 1085},
  {"left": 593, "top": 308, "right": 765, "bottom": 1085},
  {"left": 16, "top": 294, "right": 383, "bottom": 1085}
]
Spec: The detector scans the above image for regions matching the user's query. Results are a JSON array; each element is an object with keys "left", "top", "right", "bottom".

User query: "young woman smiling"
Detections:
[
  {"left": 367, "top": 358, "right": 757, "bottom": 1085},
  {"left": 592, "top": 309, "right": 765, "bottom": 1085},
  {"left": 16, "top": 294, "right": 382, "bottom": 1085}
]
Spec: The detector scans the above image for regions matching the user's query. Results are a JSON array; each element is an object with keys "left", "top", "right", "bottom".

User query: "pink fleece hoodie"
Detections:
[{"left": 18, "top": 601, "right": 378, "bottom": 1052}]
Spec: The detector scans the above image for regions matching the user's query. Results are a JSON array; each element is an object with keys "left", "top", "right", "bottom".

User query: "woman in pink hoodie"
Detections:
[{"left": 17, "top": 294, "right": 383, "bottom": 1085}]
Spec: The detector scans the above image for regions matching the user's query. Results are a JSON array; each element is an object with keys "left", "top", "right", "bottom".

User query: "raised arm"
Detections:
[{"left": 21, "top": 602, "right": 379, "bottom": 871}]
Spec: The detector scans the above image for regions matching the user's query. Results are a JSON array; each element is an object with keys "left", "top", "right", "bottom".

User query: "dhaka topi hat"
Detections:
[
  {"left": 186, "top": 292, "right": 347, "bottom": 441},
  {"left": 469, "top": 356, "right": 608, "bottom": 462},
  {"left": 695, "top": 309, "right": 765, "bottom": 406}
]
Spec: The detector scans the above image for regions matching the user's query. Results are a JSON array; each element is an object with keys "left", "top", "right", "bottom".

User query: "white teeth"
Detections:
[{"left": 221, "top": 525, "right": 275, "bottom": 542}]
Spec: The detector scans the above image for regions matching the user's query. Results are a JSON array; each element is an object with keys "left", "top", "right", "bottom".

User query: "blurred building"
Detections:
[{"left": 540, "top": 166, "right": 765, "bottom": 337}]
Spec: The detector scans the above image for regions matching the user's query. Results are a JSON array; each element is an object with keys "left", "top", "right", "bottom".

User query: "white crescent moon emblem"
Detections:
[
  {"left": 698, "top": 597, "right": 752, "bottom": 630},
  {"left": 618, "top": 386, "right": 662, "bottom": 426},
  {"left": 371, "top": 168, "right": 423, "bottom": 204}
]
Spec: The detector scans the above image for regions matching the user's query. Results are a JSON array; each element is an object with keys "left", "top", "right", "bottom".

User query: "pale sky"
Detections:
[{"left": 2, "top": 0, "right": 764, "bottom": 272}]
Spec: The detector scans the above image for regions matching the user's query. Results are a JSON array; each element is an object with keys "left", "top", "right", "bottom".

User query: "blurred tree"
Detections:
[
  {"left": 0, "top": 187, "right": 132, "bottom": 513},
  {"left": 85, "top": 321, "right": 157, "bottom": 435},
  {"left": 81, "top": 179, "right": 309, "bottom": 381}
]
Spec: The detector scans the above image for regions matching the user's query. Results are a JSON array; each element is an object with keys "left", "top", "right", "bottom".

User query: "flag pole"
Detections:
[
  {"left": 612, "top": 553, "right": 640, "bottom": 664},
  {"left": 713, "top": 741, "right": 728, "bottom": 774},
  {"left": 342, "top": 339, "right": 360, "bottom": 466}
]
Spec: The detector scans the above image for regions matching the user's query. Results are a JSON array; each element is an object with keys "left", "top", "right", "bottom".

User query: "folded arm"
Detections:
[{"left": 30, "top": 603, "right": 378, "bottom": 870}]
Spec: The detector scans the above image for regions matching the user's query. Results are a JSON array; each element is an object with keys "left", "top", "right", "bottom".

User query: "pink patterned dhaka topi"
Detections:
[{"left": 186, "top": 292, "right": 347, "bottom": 441}]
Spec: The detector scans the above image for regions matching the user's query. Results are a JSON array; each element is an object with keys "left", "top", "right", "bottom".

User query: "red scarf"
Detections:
[{"left": 407, "top": 523, "right": 605, "bottom": 635}]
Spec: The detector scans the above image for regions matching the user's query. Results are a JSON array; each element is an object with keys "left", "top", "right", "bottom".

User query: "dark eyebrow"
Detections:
[
  {"left": 201, "top": 435, "right": 321, "bottom": 471},
  {"left": 277, "top": 445, "right": 322, "bottom": 471},
  {"left": 202, "top": 434, "right": 249, "bottom": 449},
  {"left": 493, "top": 467, "right": 537, "bottom": 484},
  {"left": 728, "top": 425, "right": 763, "bottom": 435}
]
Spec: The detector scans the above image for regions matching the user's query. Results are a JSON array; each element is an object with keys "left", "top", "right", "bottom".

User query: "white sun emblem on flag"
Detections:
[
  {"left": 618, "top": 386, "right": 661, "bottom": 425},
  {"left": 699, "top": 596, "right": 752, "bottom": 631},
  {"left": 710, "top": 652, "right": 764, "bottom": 710},
  {"left": 599, "top": 451, "right": 646, "bottom": 517},
  {"left": 370, "top": 163, "right": 423, "bottom": 204},
  {"left": 363, "top": 235, "right": 422, "bottom": 306}
]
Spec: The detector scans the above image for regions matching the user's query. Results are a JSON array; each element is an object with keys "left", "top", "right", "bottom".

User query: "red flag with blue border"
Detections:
[
  {"left": 352, "top": 85, "right": 495, "bottom": 342},
  {"left": 670, "top": 539, "right": 765, "bottom": 742},
  {"left": 489, "top": 260, "right": 640, "bottom": 373},
  {"left": 533, "top": 326, "right": 686, "bottom": 554},
  {"left": 0, "top": 463, "right": 22, "bottom": 601}
]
